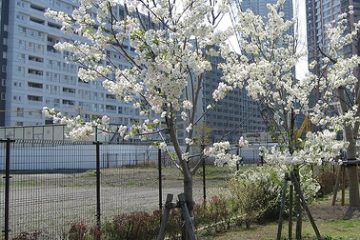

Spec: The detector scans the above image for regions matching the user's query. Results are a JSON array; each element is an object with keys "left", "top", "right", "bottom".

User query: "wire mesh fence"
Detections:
[
  {"left": 0, "top": 139, "right": 259, "bottom": 239},
  {"left": 0, "top": 140, "right": 163, "bottom": 239}
]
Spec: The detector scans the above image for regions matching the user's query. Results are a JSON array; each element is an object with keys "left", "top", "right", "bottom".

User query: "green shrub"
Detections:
[
  {"left": 228, "top": 166, "right": 281, "bottom": 223},
  {"left": 228, "top": 166, "right": 320, "bottom": 224}
]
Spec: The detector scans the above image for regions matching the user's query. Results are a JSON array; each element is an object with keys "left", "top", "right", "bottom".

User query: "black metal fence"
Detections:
[
  {"left": 0, "top": 139, "right": 260, "bottom": 240},
  {"left": 0, "top": 139, "right": 167, "bottom": 239}
]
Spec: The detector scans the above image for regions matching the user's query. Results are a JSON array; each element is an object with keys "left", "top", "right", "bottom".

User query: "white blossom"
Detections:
[{"left": 238, "top": 136, "right": 248, "bottom": 148}]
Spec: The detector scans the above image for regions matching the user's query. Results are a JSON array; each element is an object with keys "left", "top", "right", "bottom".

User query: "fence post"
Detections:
[
  {"left": 201, "top": 144, "right": 206, "bottom": 203},
  {"left": 158, "top": 148, "right": 163, "bottom": 212},
  {"left": 1, "top": 139, "right": 15, "bottom": 240},
  {"left": 93, "top": 141, "right": 103, "bottom": 231},
  {"left": 236, "top": 146, "right": 240, "bottom": 171}
]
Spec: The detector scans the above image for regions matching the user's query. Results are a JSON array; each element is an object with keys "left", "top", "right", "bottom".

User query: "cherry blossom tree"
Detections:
[
  {"left": 218, "top": 0, "right": 360, "bottom": 207},
  {"left": 308, "top": 10, "right": 360, "bottom": 207},
  {"left": 44, "top": 0, "right": 229, "bottom": 216}
]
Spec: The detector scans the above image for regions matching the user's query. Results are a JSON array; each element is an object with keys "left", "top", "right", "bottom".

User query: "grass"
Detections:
[
  {"left": 204, "top": 219, "right": 360, "bottom": 240},
  {"left": 202, "top": 184, "right": 360, "bottom": 240}
]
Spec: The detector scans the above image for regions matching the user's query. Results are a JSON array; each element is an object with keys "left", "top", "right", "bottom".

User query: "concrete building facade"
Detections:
[
  {"left": 1, "top": 0, "right": 147, "bottom": 128},
  {"left": 0, "top": 0, "right": 10, "bottom": 126},
  {"left": 306, "top": 0, "right": 360, "bottom": 65},
  {"left": 241, "top": 0, "right": 293, "bottom": 20},
  {"left": 201, "top": 55, "right": 266, "bottom": 143}
]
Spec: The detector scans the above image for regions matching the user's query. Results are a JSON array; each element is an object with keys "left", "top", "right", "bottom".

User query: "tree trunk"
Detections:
[
  {"left": 346, "top": 141, "right": 360, "bottom": 207},
  {"left": 184, "top": 173, "right": 194, "bottom": 214},
  {"left": 182, "top": 173, "right": 194, "bottom": 240}
]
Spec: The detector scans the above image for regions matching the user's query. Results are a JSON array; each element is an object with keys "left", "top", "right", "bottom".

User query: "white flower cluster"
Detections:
[
  {"left": 43, "top": 107, "right": 110, "bottom": 141},
  {"left": 213, "top": 83, "right": 233, "bottom": 102},
  {"left": 120, "top": 118, "right": 162, "bottom": 140},
  {"left": 204, "top": 141, "right": 240, "bottom": 167},
  {"left": 263, "top": 130, "right": 348, "bottom": 171},
  {"left": 238, "top": 136, "right": 249, "bottom": 148}
]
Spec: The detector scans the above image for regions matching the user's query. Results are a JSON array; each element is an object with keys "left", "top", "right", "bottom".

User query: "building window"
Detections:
[
  {"left": 28, "top": 68, "right": 43, "bottom": 76},
  {"left": 63, "top": 87, "right": 75, "bottom": 93},
  {"left": 28, "top": 82, "right": 43, "bottom": 89},
  {"left": 27, "top": 95, "right": 42, "bottom": 102},
  {"left": 62, "top": 99, "right": 75, "bottom": 105}
]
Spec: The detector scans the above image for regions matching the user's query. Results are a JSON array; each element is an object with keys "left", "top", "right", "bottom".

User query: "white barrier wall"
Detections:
[{"left": 0, "top": 144, "right": 162, "bottom": 171}]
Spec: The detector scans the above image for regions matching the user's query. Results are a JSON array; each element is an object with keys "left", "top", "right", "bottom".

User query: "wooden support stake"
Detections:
[
  {"left": 157, "top": 194, "right": 174, "bottom": 240},
  {"left": 332, "top": 165, "right": 341, "bottom": 206},
  {"left": 178, "top": 193, "right": 196, "bottom": 240},
  {"left": 276, "top": 175, "right": 288, "bottom": 240},
  {"left": 289, "top": 184, "right": 293, "bottom": 240},
  {"left": 341, "top": 166, "right": 345, "bottom": 206},
  {"left": 294, "top": 170, "right": 302, "bottom": 240},
  {"left": 291, "top": 172, "right": 322, "bottom": 240}
]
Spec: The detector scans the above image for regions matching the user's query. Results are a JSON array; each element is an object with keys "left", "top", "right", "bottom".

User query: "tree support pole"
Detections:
[
  {"left": 332, "top": 165, "right": 341, "bottom": 206},
  {"left": 157, "top": 194, "right": 174, "bottom": 240},
  {"left": 276, "top": 175, "right": 288, "bottom": 240},
  {"left": 288, "top": 184, "right": 293, "bottom": 240},
  {"left": 341, "top": 166, "right": 345, "bottom": 206},
  {"left": 178, "top": 193, "right": 196, "bottom": 240},
  {"left": 290, "top": 172, "right": 322, "bottom": 240}
]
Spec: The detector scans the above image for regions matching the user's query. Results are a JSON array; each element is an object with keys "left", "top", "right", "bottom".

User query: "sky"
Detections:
[{"left": 294, "top": 0, "right": 310, "bottom": 80}]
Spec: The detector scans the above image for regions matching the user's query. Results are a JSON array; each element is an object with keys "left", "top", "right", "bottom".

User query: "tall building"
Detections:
[
  {"left": 0, "top": 0, "right": 10, "bottom": 126},
  {"left": 241, "top": 0, "right": 293, "bottom": 20},
  {"left": 306, "top": 0, "right": 360, "bottom": 65},
  {"left": 201, "top": 55, "right": 266, "bottom": 143},
  {"left": 1, "top": 0, "right": 147, "bottom": 127}
]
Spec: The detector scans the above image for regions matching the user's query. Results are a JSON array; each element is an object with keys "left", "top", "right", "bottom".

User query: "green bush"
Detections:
[
  {"left": 228, "top": 166, "right": 282, "bottom": 223},
  {"left": 228, "top": 166, "right": 320, "bottom": 224}
]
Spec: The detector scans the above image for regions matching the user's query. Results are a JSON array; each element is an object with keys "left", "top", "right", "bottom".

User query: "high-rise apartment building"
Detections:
[
  {"left": 201, "top": 55, "right": 266, "bottom": 143},
  {"left": 306, "top": 0, "right": 360, "bottom": 65},
  {"left": 241, "top": 0, "right": 293, "bottom": 20},
  {"left": 1, "top": 0, "right": 148, "bottom": 127},
  {"left": 0, "top": 0, "right": 10, "bottom": 126}
]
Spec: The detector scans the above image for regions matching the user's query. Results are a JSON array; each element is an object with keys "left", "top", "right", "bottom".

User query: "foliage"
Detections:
[
  {"left": 228, "top": 166, "right": 320, "bottom": 222},
  {"left": 228, "top": 166, "right": 282, "bottom": 222},
  {"left": 101, "top": 211, "right": 160, "bottom": 240},
  {"left": 66, "top": 222, "right": 102, "bottom": 240},
  {"left": 12, "top": 232, "right": 41, "bottom": 240}
]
